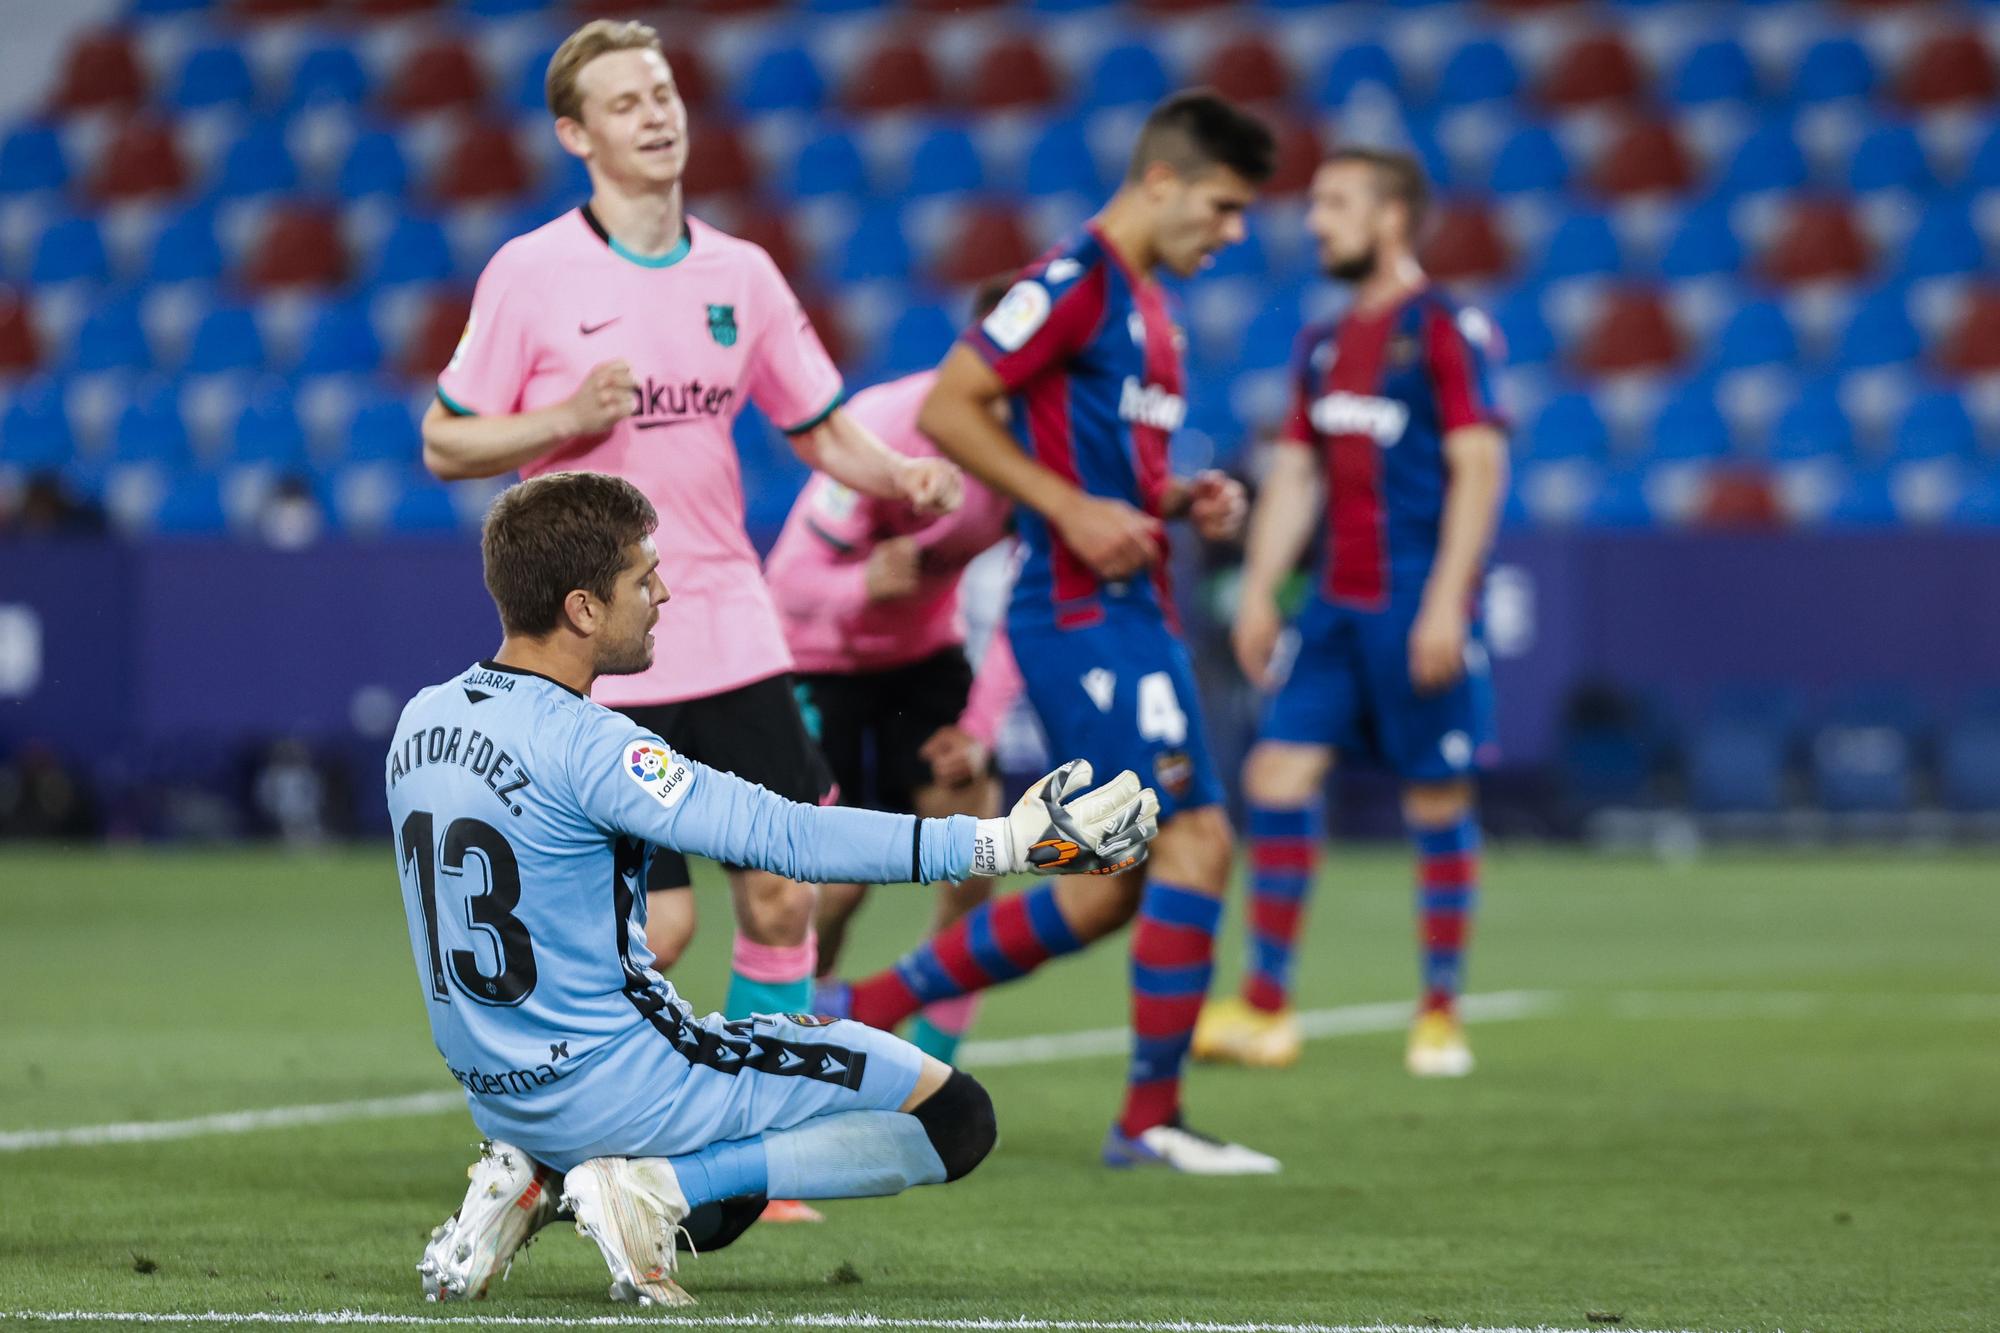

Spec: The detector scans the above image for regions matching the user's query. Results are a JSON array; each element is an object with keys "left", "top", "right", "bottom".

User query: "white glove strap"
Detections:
[{"left": 971, "top": 818, "right": 1014, "bottom": 877}]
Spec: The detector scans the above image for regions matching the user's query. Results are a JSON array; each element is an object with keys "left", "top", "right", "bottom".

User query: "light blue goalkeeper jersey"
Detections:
[{"left": 386, "top": 660, "right": 976, "bottom": 1162}]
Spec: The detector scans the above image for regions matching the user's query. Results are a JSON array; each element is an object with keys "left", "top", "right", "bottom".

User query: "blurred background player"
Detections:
[
  {"left": 1195, "top": 150, "right": 1508, "bottom": 1078},
  {"left": 866, "top": 90, "right": 1276, "bottom": 1174},
  {"left": 416, "top": 18, "right": 962, "bottom": 1166},
  {"left": 763, "top": 275, "right": 1022, "bottom": 1066}
]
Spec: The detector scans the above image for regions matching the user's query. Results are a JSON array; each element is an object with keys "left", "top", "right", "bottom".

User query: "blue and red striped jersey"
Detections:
[
  {"left": 1284, "top": 287, "right": 1506, "bottom": 609},
  {"left": 964, "top": 224, "right": 1185, "bottom": 630}
]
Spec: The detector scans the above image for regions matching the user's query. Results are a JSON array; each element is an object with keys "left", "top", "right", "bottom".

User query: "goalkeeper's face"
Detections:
[
  {"left": 1308, "top": 161, "right": 1390, "bottom": 284},
  {"left": 593, "top": 537, "right": 669, "bottom": 678}
]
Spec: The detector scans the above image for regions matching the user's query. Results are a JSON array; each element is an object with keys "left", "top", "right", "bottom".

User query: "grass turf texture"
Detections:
[{"left": 2, "top": 846, "right": 1996, "bottom": 1332}]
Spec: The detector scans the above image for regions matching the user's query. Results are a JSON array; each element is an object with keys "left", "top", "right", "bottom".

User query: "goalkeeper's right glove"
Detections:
[{"left": 971, "top": 760, "right": 1161, "bottom": 878}]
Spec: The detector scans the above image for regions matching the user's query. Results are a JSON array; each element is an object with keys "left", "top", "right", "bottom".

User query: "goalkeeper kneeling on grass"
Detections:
[{"left": 388, "top": 471, "right": 1158, "bottom": 1307}]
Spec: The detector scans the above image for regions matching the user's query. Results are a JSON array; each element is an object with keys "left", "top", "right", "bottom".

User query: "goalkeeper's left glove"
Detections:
[{"left": 971, "top": 760, "right": 1160, "bottom": 877}]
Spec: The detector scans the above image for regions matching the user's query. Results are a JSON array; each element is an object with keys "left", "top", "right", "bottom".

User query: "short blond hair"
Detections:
[{"left": 545, "top": 19, "right": 665, "bottom": 123}]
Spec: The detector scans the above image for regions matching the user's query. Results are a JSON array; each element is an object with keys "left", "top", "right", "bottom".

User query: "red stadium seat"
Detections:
[
  {"left": 845, "top": 40, "right": 945, "bottom": 115},
  {"left": 1485, "top": 0, "right": 1588, "bottom": 10},
  {"left": 1536, "top": 33, "right": 1647, "bottom": 108},
  {"left": 433, "top": 121, "right": 533, "bottom": 202},
  {"left": 910, "top": 0, "right": 1007, "bottom": 11},
  {"left": 731, "top": 213, "right": 802, "bottom": 280},
  {"left": 381, "top": 39, "right": 487, "bottom": 116},
  {"left": 663, "top": 44, "right": 715, "bottom": 109},
  {"left": 1895, "top": 31, "right": 1998, "bottom": 109},
  {"left": 680, "top": 123, "right": 758, "bottom": 201},
  {"left": 91, "top": 119, "right": 189, "bottom": 202},
  {"left": 1420, "top": 202, "right": 1511, "bottom": 282},
  {"left": 1592, "top": 120, "right": 1697, "bottom": 198},
  {"left": 1570, "top": 287, "right": 1682, "bottom": 374},
  {"left": 243, "top": 207, "right": 347, "bottom": 290},
  {"left": 47, "top": 31, "right": 146, "bottom": 113},
  {"left": 1137, "top": 0, "right": 1238, "bottom": 13},
  {"left": 799, "top": 295, "right": 850, "bottom": 369},
  {"left": 1263, "top": 116, "right": 1324, "bottom": 197},
  {"left": 1200, "top": 35, "right": 1290, "bottom": 105},
  {"left": 963, "top": 37, "right": 1061, "bottom": 111},
  {"left": 400, "top": 291, "right": 473, "bottom": 379},
  {"left": 932, "top": 204, "right": 1034, "bottom": 287},
  {"left": 354, "top": 0, "right": 445, "bottom": 14},
  {"left": 1695, "top": 469, "right": 1783, "bottom": 529},
  {"left": 229, "top": 0, "right": 332, "bottom": 16},
  {"left": 0, "top": 286, "right": 38, "bottom": 374},
  {"left": 1760, "top": 199, "right": 1872, "bottom": 286},
  {"left": 1935, "top": 287, "right": 2000, "bottom": 375}
]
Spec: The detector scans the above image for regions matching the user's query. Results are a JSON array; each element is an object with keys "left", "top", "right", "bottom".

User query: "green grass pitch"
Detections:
[{"left": 2, "top": 845, "right": 1996, "bottom": 1332}]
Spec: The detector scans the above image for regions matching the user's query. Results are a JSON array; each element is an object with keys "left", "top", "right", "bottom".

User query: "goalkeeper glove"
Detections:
[{"left": 971, "top": 760, "right": 1160, "bottom": 877}]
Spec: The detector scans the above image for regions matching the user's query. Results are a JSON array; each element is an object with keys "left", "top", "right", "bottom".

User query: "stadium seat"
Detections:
[
  {"left": 0, "top": 377, "right": 71, "bottom": 467},
  {"left": 1525, "top": 392, "right": 1611, "bottom": 461},
  {"left": 830, "top": 201, "right": 912, "bottom": 283},
  {"left": 150, "top": 472, "right": 229, "bottom": 535},
  {"left": 873, "top": 302, "right": 958, "bottom": 377},
  {"left": 1896, "top": 197, "right": 1985, "bottom": 278},
  {"left": 214, "top": 125, "right": 301, "bottom": 198},
  {"left": 336, "top": 129, "right": 412, "bottom": 200},
  {"left": 244, "top": 208, "right": 347, "bottom": 289},
  {"left": 344, "top": 389, "right": 421, "bottom": 463},
  {"left": 787, "top": 128, "right": 869, "bottom": 198},
  {"left": 1894, "top": 391, "right": 1977, "bottom": 460},
  {"left": 1493, "top": 288, "right": 1556, "bottom": 366},
  {"left": 1760, "top": 199, "right": 1871, "bottom": 285},
  {"left": 366, "top": 214, "right": 455, "bottom": 286},
  {"left": 1532, "top": 211, "right": 1623, "bottom": 281},
  {"left": 48, "top": 31, "right": 147, "bottom": 112},
  {"left": 905, "top": 127, "right": 985, "bottom": 197},
  {"left": 1823, "top": 464, "right": 1899, "bottom": 524},
  {"left": 285, "top": 44, "right": 371, "bottom": 111},
  {"left": 1649, "top": 384, "right": 1733, "bottom": 460},
  {"left": 1895, "top": 30, "right": 1998, "bottom": 109},
  {"left": 1433, "top": 39, "right": 1519, "bottom": 107},
  {"left": 1687, "top": 717, "right": 1790, "bottom": 813},
  {"left": 0, "top": 286, "right": 36, "bottom": 375},
  {"left": 295, "top": 299, "right": 382, "bottom": 375},
  {"left": 1708, "top": 300, "right": 1798, "bottom": 373},
  {"left": 1488, "top": 124, "right": 1569, "bottom": 193},
  {"left": 1592, "top": 120, "right": 1698, "bottom": 197},
  {"left": 70, "top": 295, "right": 152, "bottom": 374},
  {"left": 30, "top": 215, "right": 111, "bottom": 285},
  {"left": 1934, "top": 286, "right": 2000, "bottom": 374},
  {"left": 433, "top": 121, "right": 533, "bottom": 202},
  {"left": 0, "top": 125, "right": 69, "bottom": 195},
  {"left": 91, "top": 119, "right": 189, "bottom": 202},
  {"left": 1669, "top": 38, "right": 1760, "bottom": 105},
  {"left": 380, "top": 39, "right": 487, "bottom": 115},
  {"left": 1311, "top": 43, "right": 1402, "bottom": 107},
  {"left": 1940, "top": 696, "right": 2000, "bottom": 809},
  {"left": 398, "top": 290, "right": 470, "bottom": 379},
  {"left": 1200, "top": 35, "right": 1289, "bottom": 105},
  {"left": 142, "top": 203, "right": 224, "bottom": 284},
  {"left": 963, "top": 36, "right": 1061, "bottom": 111},
  {"left": 184, "top": 304, "right": 266, "bottom": 375},
  {"left": 932, "top": 204, "right": 1033, "bottom": 286},
  {"left": 679, "top": 124, "right": 758, "bottom": 200},
  {"left": 1660, "top": 200, "right": 1745, "bottom": 277},
  {"left": 230, "top": 379, "right": 311, "bottom": 469},
  {"left": 387, "top": 472, "right": 466, "bottom": 533},
  {"left": 1418, "top": 202, "right": 1510, "bottom": 282},
  {"left": 1082, "top": 44, "right": 1172, "bottom": 109},
  {"left": 1810, "top": 691, "right": 1922, "bottom": 812},
  {"left": 1260, "top": 116, "right": 1324, "bottom": 198},
  {"left": 1847, "top": 122, "right": 1933, "bottom": 193},
  {"left": 1790, "top": 37, "right": 1875, "bottom": 104},
  {"left": 730, "top": 212, "right": 803, "bottom": 279},
  {"left": 735, "top": 43, "right": 826, "bottom": 114},
  {"left": 845, "top": 39, "right": 943, "bottom": 114},
  {"left": 1536, "top": 32, "right": 1646, "bottom": 109},
  {"left": 1024, "top": 114, "right": 1104, "bottom": 197},
  {"left": 1571, "top": 288, "right": 1683, "bottom": 375},
  {"left": 170, "top": 44, "right": 258, "bottom": 111},
  {"left": 110, "top": 378, "right": 195, "bottom": 467},
  {"left": 1238, "top": 300, "right": 1303, "bottom": 372},
  {"left": 1962, "top": 117, "right": 2000, "bottom": 190},
  {"left": 1556, "top": 683, "right": 1667, "bottom": 811},
  {"left": 1834, "top": 287, "right": 1921, "bottom": 369}
]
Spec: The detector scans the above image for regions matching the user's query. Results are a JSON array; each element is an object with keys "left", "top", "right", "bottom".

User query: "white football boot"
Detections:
[
  {"left": 1102, "top": 1120, "right": 1282, "bottom": 1175},
  {"left": 417, "top": 1140, "right": 561, "bottom": 1301},
  {"left": 561, "top": 1157, "right": 698, "bottom": 1307}
]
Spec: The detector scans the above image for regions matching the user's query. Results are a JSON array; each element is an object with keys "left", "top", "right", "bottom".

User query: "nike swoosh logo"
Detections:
[
  {"left": 579, "top": 318, "right": 620, "bottom": 336},
  {"left": 632, "top": 418, "right": 703, "bottom": 430}
]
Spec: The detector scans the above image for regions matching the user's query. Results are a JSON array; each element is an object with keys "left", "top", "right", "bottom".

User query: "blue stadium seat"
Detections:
[
  {"left": 1526, "top": 392, "right": 1610, "bottom": 461},
  {"left": 31, "top": 215, "right": 110, "bottom": 285},
  {"left": 1965, "top": 117, "right": 2000, "bottom": 190},
  {"left": 1532, "top": 211, "right": 1622, "bottom": 281},
  {"left": 170, "top": 45, "right": 257, "bottom": 111},
  {"left": 109, "top": 379, "right": 194, "bottom": 466},
  {"left": 1492, "top": 288, "right": 1555, "bottom": 366},
  {"left": 1824, "top": 466, "right": 1898, "bottom": 524},
  {"left": 1940, "top": 698, "right": 2000, "bottom": 810},
  {"left": 1895, "top": 391, "right": 1977, "bottom": 460},
  {"left": 1955, "top": 464, "right": 2000, "bottom": 525},
  {"left": 185, "top": 305, "right": 266, "bottom": 375},
  {"left": 1708, "top": 300, "right": 1798, "bottom": 371},
  {"left": 1649, "top": 385, "right": 1732, "bottom": 460},
  {"left": 231, "top": 379, "right": 311, "bottom": 469},
  {"left": 337, "top": 130, "right": 411, "bottom": 200},
  {"left": 0, "top": 376, "right": 74, "bottom": 468},
  {"left": 1848, "top": 122, "right": 1933, "bottom": 193},
  {"left": 345, "top": 390, "right": 422, "bottom": 464},
  {"left": 510, "top": 45, "right": 561, "bottom": 113},
  {"left": 1238, "top": 301, "right": 1302, "bottom": 371},
  {"left": 1790, "top": 37, "right": 1874, "bottom": 104},
  {"left": 1024, "top": 115, "right": 1104, "bottom": 197},
  {"left": 1311, "top": 42, "right": 1402, "bottom": 106},
  {"left": 387, "top": 472, "right": 466, "bottom": 532},
  {"left": 1488, "top": 125, "right": 1569, "bottom": 193},
  {"left": 905, "top": 127, "right": 985, "bottom": 197},
  {"left": 830, "top": 202, "right": 912, "bottom": 283},
  {"left": 787, "top": 129, "right": 869, "bottom": 198},
  {"left": 1716, "top": 118, "right": 1809, "bottom": 195},
  {"left": 876, "top": 303, "right": 958, "bottom": 377},
  {"left": 1687, "top": 718, "right": 1789, "bottom": 812},
  {"left": 285, "top": 45, "right": 370, "bottom": 111},
  {"left": 459, "top": 0, "right": 547, "bottom": 15},
  {"left": 1205, "top": 227, "right": 1268, "bottom": 279},
  {"left": 70, "top": 295, "right": 152, "bottom": 373},
  {"left": 735, "top": 44, "right": 826, "bottom": 114},
  {"left": 145, "top": 202, "right": 225, "bottom": 283},
  {"left": 131, "top": 0, "right": 212, "bottom": 12},
  {"left": 1432, "top": 39, "right": 1518, "bottom": 107},
  {"left": 1661, "top": 199, "right": 1745, "bottom": 277},
  {"left": 1897, "top": 197, "right": 1985, "bottom": 278},
  {"left": 214, "top": 124, "right": 300, "bottom": 198},
  {"left": 151, "top": 472, "right": 228, "bottom": 535},
  {"left": 1082, "top": 44, "right": 1171, "bottom": 109},
  {"left": 0, "top": 124, "right": 69, "bottom": 194},
  {"left": 1768, "top": 377, "right": 1852, "bottom": 458},
  {"left": 295, "top": 300, "right": 383, "bottom": 376},
  {"left": 1670, "top": 38, "right": 1759, "bottom": 105},
  {"left": 1582, "top": 465, "right": 1655, "bottom": 527},
  {"left": 1834, "top": 288, "right": 1921, "bottom": 369},
  {"left": 368, "top": 215, "right": 455, "bottom": 286},
  {"left": 1810, "top": 690, "right": 1921, "bottom": 812}
]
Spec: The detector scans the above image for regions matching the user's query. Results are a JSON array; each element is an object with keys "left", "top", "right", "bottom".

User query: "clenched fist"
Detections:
[{"left": 564, "top": 360, "right": 638, "bottom": 437}]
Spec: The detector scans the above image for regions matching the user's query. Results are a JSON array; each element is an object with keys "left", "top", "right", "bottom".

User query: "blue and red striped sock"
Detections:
[
  {"left": 1241, "top": 804, "right": 1320, "bottom": 1013},
  {"left": 848, "top": 885, "right": 1082, "bottom": 1030},
  {"left": 1413, "top": 819, "right": 1481, "bottom": 1015},
  {"left": 1120, "top": 881, "right": 1222, "bottom": 1137}
]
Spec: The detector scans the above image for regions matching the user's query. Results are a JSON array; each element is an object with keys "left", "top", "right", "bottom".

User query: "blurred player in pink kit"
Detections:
[
  {"left": 764, "top": 280, "right": 1020, "bottom": 1066},
  {"left": 418, "top": 17, "right": 961, "bottom": 1200}
]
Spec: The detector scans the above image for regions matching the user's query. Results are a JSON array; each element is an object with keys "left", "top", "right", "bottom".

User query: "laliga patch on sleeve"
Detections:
[
  {"left": 813, "top": 479, "right": 858, "bottom": 522},
  {"left": 446, "top": 313, "right": 477, "bottom": 372},
  {"left": 981, "top": 280, "right": 1052, "bottom": 353},
  {"left": 625, "top": 740, "right": 694, "bottom": 809},
  {"left": 1457, "top": 307, "right": 1496, "bottom": 353}
]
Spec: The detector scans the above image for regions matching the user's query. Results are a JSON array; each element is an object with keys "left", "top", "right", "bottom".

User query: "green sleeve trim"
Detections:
[
  {"left": 435, "top": 385, "right": 477, "bottom": 418},
  {"left": 779, "top": 388, "right": 847, "bottom": 437}
]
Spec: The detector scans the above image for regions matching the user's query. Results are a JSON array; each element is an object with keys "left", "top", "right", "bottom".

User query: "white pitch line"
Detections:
[
  {"left": 0, "top": 993, "right": 1554, "bottom": 1155},
  {"left": 0, "top": 1313, "right": 1716, "bottom": 1333}
]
